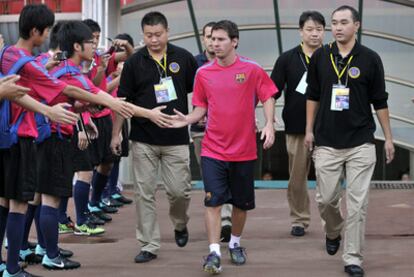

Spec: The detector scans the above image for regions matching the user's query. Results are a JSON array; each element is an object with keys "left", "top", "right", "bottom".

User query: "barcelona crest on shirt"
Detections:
[{"left": 235, "top": 73, "right": 246, "bottom": 83}]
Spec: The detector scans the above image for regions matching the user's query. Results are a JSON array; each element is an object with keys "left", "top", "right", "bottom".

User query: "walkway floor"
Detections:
[{"left": 23, "top": 188, "right": 414, "bottom": 277}]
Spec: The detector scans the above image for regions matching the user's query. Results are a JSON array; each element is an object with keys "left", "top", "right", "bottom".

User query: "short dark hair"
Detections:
[
  {"left": 211, "top": 20, "right": 239, "bottom": 40},
  {"left": 202, "top": 22, "right": 216, "bottom": 36},
  {"left": 58, "top": 21, "right": 93, "bottom": 58},
  {"left": 49, "top": 21, "right": 65, "bottom": 50},
  {"left": 82, "top": 18, "right": 101, "bottom": 33},
  {"left": 115, "top": 33, "right": 134, "bottom": 47},
  {"left": 19, "top": 4, "right": 55, "bottom": 40},
  {"left": 141, "top": 11, "right": 168, "bottom": 30},
  {"left": 299, "top": 11, "right": 326, "bottom": 29},
  {"left": 332, "top": 5, "right": 360, "bottom": 22}
]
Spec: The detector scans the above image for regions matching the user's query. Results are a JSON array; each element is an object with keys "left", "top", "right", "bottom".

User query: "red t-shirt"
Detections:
[
  {"left": 88, "top": 52, "right": 111, "bottom": 118},
  {"left": 1, "top": 46, "right": 67, "bottom": 138},
  {"left": 49, "top": 60, "right": 100, "bottom": 135},
  {"left": 193, "top": 56, "right": 278, "bottom": 161}
]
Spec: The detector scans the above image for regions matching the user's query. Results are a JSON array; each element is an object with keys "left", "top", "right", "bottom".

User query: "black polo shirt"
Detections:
[
  {"left": 271, "top": 45, "right": 309, "bottom": 134},
  {"left": 306, "top": 41, "right": 388, "bottom": 149},
  {"left": 118, "top": 43, "right": 198, "bottom": 145}
]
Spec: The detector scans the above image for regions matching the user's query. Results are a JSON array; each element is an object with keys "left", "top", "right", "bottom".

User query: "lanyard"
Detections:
[
  {"left": 153, "top": 53, "right": 167, "bottom": 78},
  {"left": 330, "top": 53, "right": 353, "bottom": 79},
  {"left": 300, "top": 43, "right": 310, "bottom": 65}
]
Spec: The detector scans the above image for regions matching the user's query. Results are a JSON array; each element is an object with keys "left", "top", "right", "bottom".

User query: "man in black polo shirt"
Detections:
[
  {"left": 305, "top": 6, "right": 394, "bottom": 277},
  {"left": 271, "top": 11, "right": 325, "bottom": 237},
  {"left": 111, "top": 11, "right": 198, "bottom": 263}
]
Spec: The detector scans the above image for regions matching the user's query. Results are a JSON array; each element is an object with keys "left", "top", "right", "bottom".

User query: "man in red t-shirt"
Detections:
[{"left": 167, "top": 20, "right": 278, "bottom": 274}]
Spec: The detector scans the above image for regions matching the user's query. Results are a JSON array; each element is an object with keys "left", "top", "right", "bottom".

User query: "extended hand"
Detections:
[
  {"left": 47, "top": 103, "right": 79, "bottom": 125},
  {"left": 260, "top": 123, "right": 275, "bottom": 149},
  {"left": 0, "top": 75, "right": 30, "bottom": 101}
]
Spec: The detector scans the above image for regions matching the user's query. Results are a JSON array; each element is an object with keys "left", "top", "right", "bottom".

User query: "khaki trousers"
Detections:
[
  {"left": 286, "top": 134, "right": 311, "bottom": 228},
  {"left": 191, "top": 131, "right": 232, "bottom": 227},
  {"left": 131, "top": 142, "right": 191, "bottom": 254},
  {"left": 313, "top": 143, "right": 376, "bottom": 266}
]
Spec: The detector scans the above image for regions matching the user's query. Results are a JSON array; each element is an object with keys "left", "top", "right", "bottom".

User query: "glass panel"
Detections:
[
  {"left": 363, "top": 0, "right": 414, "bottom": 39},
  {"left": 278, "top": 0, "right": 357, "bottom": 25},
  {"left": 120, "top": 1, "right": 193, "bottom": 49},
  {"left": 362, "top": 36, "right": 414, "bottom": 82},
  {"left": 386, "top": 82, "right": 414, "bottom": 120},
  {"left": 192, "top": 0, "right": 275, "bottom": 25}
]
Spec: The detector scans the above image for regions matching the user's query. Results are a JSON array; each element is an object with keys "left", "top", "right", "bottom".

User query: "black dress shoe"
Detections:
[
  {"left": 326, "top": 235, "right": 341, "bottom": 255},
  {"left": 174, "top": 227, "right": 189, "bottom": 247},
  {"left": 220, "top": 225, "right": 232, "bottom": 242},
  {"left": 344, "top": 265, "right": 364, "bottom": 277},
  {"left": 134, "top": 251, "right": 157, "bottom": 263},
  {"left": 291, "top": 226, "right": 305, "bottom": 237}
]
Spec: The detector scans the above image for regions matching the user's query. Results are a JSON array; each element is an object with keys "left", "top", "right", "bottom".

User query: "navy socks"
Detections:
[
  {"left": 39, "top": 205, "right": 59, "bottom": 259},
  {"left": 74, "top": 180, "right": 90, "bottom": 225}
]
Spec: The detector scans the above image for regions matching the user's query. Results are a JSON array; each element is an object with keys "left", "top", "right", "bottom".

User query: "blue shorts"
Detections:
[{"left": 201, "top": 156, "right": 255, "bottom": 211}]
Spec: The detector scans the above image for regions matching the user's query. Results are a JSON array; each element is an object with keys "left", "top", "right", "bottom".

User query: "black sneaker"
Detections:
[
  {"left": 344, "top": 265, "right": 364, "bottom": 277},
  {"left": 134, "top": 251, "right": 157, "bottom": 263},
  {"left": 111, "top": 193, "right": 133, "bottom": 204},
  {"left": 19, "top": 249, "right": 42, "bottom": 264},
  {"left": 42, "top": 254, "right": 81, "bottom": 270},
  {"left": 91, "top": 210, "right": 112, "bottom": 222},
  {"left": 291, "top": 226, "right": 305, "bottom": 237},
  {"left": 229, "top": 244, "right": 247, "bottom": 265},
  {"left": 220, "top": 225, "right": 231, "bottom": 242},
  {"left": 98, "top": 202, "right": 118, "bottom": 214},
  {"left": 86, "top": 212, "right": 106, "bottom": 225},
  {"left": 174, "top": 227, "right": 189, "bottom": 247},
  {"left": 101, "top": 197, "right": 123, "bottom": 208},
  {"left": 3, "top": 268, "right": 41, "bottom": 277},
  {"left": 326, "top": 235, "right": 341, "bottom": 255},
  {"left": 35, "top": 245, "right": 74, "bottom": 258},
  {"left": 202, "top": 251, "right": 222, "bottom": 274}
]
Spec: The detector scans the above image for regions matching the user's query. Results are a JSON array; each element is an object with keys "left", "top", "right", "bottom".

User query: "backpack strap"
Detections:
[{"left": 53, "top": 65, "right": 81, "bottom": 79}]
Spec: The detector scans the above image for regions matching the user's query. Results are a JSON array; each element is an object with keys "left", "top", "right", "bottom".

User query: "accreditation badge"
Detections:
[
  {"left": 154, "top": 83, "right": 169, "bottom": 104},
  {"left": 161, "top": 77, "right": 177, "bottom": 101},
  {"left": 330, "top": 84, "right": 350, "bottom": 111},
  {"left": 295, "top": 71, "right": 308, "bottom": 94}
]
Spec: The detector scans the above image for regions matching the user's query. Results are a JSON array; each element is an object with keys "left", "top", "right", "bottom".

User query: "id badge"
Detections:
[
  {"left": 161, "top": 77, "right": 177, "bottom": 101},
  {"left": 330, "top": 84, "right": 350, "bottom": 111},
  {"left": 295, "top": 71, "right": 308, "bottom": 94},
  {"left": 154, "top": 83, "right": 170, "bottom": 104}
]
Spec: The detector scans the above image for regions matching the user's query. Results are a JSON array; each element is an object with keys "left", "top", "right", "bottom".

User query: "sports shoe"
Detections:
[
  {"left": 3, "top": 268, "right": 41, "bottom": 277},
  {"left": 58, "top": 217, "right": 75, "bottom": 234},
  {"left": 98, "top": 202, "right": 118, "bottom": 214},
  {"left": 35, "top": 245, "right": 74, "bottom": 258},
  {"left": 42, "top": 254, "right": 80, "bottom": 270},
  {"left": 19, "top": 249, "right": 42, "bottom": 264},
  {"left": 88, "top": 205, "right": 112, "bottom": 222},
  {"left": 134, "top": 251, "right": 157, "bottom": 263},
  {"left": 202, "top": 251, "right": 222, "bottom": 274},
  {"left": 111, "top": 193, "right": 132, "bottom": 204},
  {"left": 101, "top": 197, "right": 123, "bottom": 208},
  {"left": 5, "top": 240, "right": 36, "bottom": 251},
  {"left": 229, "top": 244, "right": 247, "bottom": 265},
  {"left": 86, "top": 212, "right": 106, "bottom": 225},
  {"left": 74, "top": 221, "right": 105, "bottom": 236}
]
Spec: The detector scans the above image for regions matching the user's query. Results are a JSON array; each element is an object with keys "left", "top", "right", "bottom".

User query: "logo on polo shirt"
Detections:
[
  {"left": 169, "top": 62, "right": 180, "bottom": 73},
  {"left": 348, "top": 67, "right": 360, "bottom": 79},
  {"left": 235, "top": 73, "right": 246, "bottom": 83}
]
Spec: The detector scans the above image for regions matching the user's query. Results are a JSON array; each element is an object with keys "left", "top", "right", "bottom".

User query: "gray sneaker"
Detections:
[
  {"left": 229, "top": 244, "right": 247, "bottom": 265},
  {"left": 203, "top": 251, "right": 222, "bottom": 274}
]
